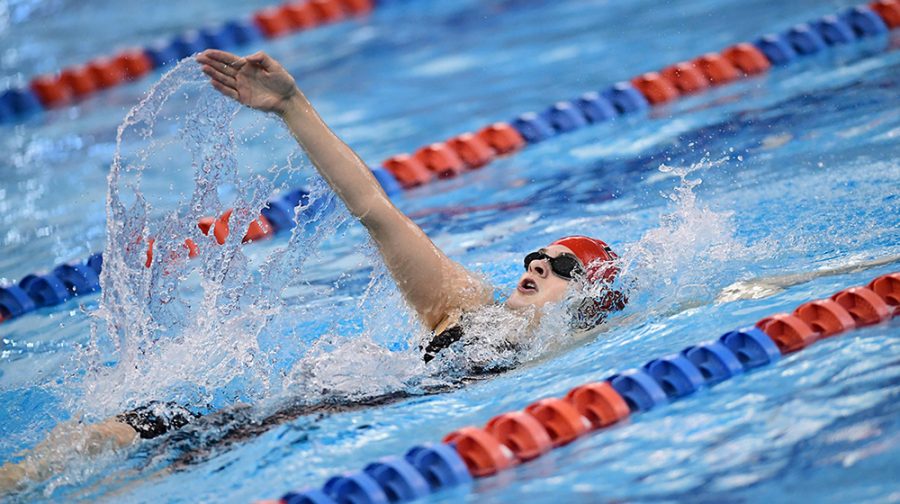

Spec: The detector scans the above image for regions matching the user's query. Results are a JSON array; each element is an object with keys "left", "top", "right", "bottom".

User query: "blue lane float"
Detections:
[
  {"left": 279, "top": 443, "right": 472, "bottom": 504},
  {"left": 607, "top": 368, "right": 668, "bottom": 412},
  {"left": 681, "top": 341, "right": 744, "bottom": 384},
  {"left": 600, "top": 82, "right": 649, "bottom": 114},
  {"left": 0, "top": 285, "right": 37, "bottom": 319},
  {"left": 0, "top": 89, "right": 42, "bottom": 122},
  {"left": 371, "top": 166, "right": 403, "bottom": 196},
  {"left": 19, "top": 273, "right": 70, "bottom": 308},
  {"left": 323, "top": 472, "right": 388, "bottom": 504},
  {"left": 786, "top": 24, "right": 828, "bottom": 55},
  {"left": 844, "top": 5, "right": 889, "bottom": 36},
  {"left": 511, "top": 112, "right": 556, "bottom": 143},
  {"left": 363, "top": 458, "right": 431, "bottom": 501},
  {"left": 814, "top": 15, "right": 857, "bottom": 45},
  {"left": 643, "top": 354, "right": 706, "bottom": 399},
  {"left": 754, "top": 34, "right": 798, "bottom": 65},
  {"left": 52, "top": 264, "right": 101, "bottom": 296},
  {"left": 576, "top": 92, "right": 617, "bottom": 123},
  {"left": 719, "top": 327, "right": 781, "bottom": 370},
  {"left": 282, "top": 488, "right": 335, "bottom": 504},
  {"left": 541, "top": 101, "right": 588, "bottom": 133},
  {"left": 222, "top": 19, "right": 264, "bottom": 46},
  {"left": 403, "top": 444, "right": 472, "bottom": 490}
]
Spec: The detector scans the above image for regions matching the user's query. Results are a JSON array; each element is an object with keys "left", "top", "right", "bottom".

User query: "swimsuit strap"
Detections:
[
  {"left": 116, "top": 401, "right": 199, "bottom": 439},
  {"left": 422, "top": 324, "right": 464, "bottom": 363}
]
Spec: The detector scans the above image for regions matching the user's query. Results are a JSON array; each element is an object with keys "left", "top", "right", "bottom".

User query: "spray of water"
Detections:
[
  {"left": 616, "top": 159, "right": 761, "bottom": 315},
  {"left": 77, "top": 60, "right": 364, "bottom": 418}
]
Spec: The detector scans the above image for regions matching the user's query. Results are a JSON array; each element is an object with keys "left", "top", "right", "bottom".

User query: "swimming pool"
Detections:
[{"left": 1, "top": 0, "right": 899, "bottom": 501}]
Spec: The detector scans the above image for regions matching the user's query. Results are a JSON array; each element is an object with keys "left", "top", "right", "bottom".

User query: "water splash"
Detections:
[
  {"left": 618, "top": 158, "right": 761, "bottom": 315},
  {"left": 78, "top": 60, "right": 358, "bottom": 418}
]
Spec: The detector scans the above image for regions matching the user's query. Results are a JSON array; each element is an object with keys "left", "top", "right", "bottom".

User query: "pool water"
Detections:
[{"left": 1, "top": 0, "right": 899, "bottom": 502}]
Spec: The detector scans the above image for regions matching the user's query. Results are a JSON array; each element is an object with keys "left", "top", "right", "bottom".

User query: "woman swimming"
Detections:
[{"left": 0, "top": 49, "right": 623, "bottom": 492}]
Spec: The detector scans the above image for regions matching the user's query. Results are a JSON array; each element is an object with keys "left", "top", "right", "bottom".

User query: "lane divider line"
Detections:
[{"left": 0, "top": 0, "right": 379, "bottom": 124}]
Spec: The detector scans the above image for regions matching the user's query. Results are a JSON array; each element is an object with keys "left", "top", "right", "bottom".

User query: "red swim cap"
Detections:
[{"left": 551, "top": 235, "right": 619, "bottom": 283}]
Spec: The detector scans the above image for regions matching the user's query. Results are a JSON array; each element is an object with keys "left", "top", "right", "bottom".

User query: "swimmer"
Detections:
[{"left": 0, "top": 50, "right": 624, "bottom": 493}]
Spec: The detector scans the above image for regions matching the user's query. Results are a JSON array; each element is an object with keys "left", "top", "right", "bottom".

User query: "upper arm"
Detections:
[{"left": 361, "top": 198, "right": 493, "bottom": 329}]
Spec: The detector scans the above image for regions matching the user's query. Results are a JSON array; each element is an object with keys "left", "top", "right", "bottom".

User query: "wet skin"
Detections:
[{"left": 506, "top": 244, "right": 581, "bottom": 310}]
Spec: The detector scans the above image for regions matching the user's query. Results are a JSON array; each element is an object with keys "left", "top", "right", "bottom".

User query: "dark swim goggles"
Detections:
[{"left": 523, "top": 251, "right": 583, "bottom": 280}]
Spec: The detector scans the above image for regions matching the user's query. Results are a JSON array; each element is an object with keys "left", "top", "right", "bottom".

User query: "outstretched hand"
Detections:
[{"left": 197, "top": 49, "right": 299, "bottom": 115}]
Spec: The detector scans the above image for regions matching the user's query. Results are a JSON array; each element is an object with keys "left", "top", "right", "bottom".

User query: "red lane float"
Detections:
[
  {"left": 523, "top": 398, "right": 589, "bottom": 447},
  {"left": 341, "top": 0, "right": 374, "bottom": 15},
  {"left": 197, "top": 209, "right": 274, "bottom": 244},
  {"left": 115, "top": 49, "right": 154, "bottom": 80},
  {"left": 831, "top": 286, "right": 892, "bottom": 325},
  {"left": 86, "top": 58, "right": 127, "bottom": 89},
  {"left": 871, "top": 0, "right": 900, "bottom": 28},
  {"left": 756, "top": 313, "right": 818, "bottom": 353},
  {"left": 484, "top": 412, "right": 552, "bottom": 461},
  {"left": 310, "top": 0, "right": 346, "bottom": 23},
  {"left": 446, "top": 133, "right": 495, "bottom": 169},
  {"left": 30, "top": 75, "right": 72, "bottom": 107},
  {"left": 631, "top": 72, "right": 680, "bottom": 104},
  {"left": 793, "top": 299, "right": 855, "bottom": 337},
  {"left": 564, "top": 382, "right": 630, "bottom": 429},
  {"left": 59, "top": 66, "right": 99, "bottom": 98},
  {"left": 282, "top": 2, "right": 320, "bottom": 30},
  {"left": 476, "top": 123, "right": 526, "bottom": 155},
  {"left": 413, "top": 143, "right": 465, "bottom": 178},
  {"left": 254, "top": 8, "right": 293, "bottom": 38},
  {"left": 443, "top": 427, "right": 514, "bottom": 477},
  {"left": 383, "top": 154, "right": 433, "bottom": 188},
  {"left": 660, "top": 62, "right": 709, "bottom": 93},
  {"left": 868, "top": 273, "right": 900, "bottom": 308},
  {"left": 693, "top": 53, "right": 740, "bottom": 84},
  {"left": 722, "top": 43, "right": 772, "bottom": 75}
]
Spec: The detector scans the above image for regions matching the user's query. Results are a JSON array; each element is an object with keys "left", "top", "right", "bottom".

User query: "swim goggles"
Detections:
[{"left": 523, "top": 251, "right": 583, "bottom": 280}]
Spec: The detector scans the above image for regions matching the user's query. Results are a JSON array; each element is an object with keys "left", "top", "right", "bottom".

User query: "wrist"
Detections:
[{"left": 276, "top": 92, "right": 309, "bottom": 120}]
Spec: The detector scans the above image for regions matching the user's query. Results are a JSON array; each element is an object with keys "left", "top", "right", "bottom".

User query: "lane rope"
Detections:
[{"left": 0, "top": 0, "right": 385, "bottom": 125}]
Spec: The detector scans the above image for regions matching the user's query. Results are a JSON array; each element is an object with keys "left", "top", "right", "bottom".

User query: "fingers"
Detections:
[
  {"left": 245, "top": 51, "right": 278, "bottom": 71},
  {"left": 197, "top": 50, "right": 243, "bottom": 78},
  {"left": 201, "top": 63, "right": 237, "bottom": 88},
  {"left": 197, "top": 49, "right": 244, "bottom": 69},
  {"left": 209, "top": 79, "right": 239, "bottom": 101}
]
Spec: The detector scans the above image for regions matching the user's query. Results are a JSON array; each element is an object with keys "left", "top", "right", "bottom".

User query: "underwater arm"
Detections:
[
  {"left": 197, "top": 50, "right": 492, "bottom": 328},
  {"left": 0, "top": 418, "right": 137, "bottom": 494}
]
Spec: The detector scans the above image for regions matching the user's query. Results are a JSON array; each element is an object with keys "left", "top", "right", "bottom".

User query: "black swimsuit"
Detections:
[
  {"left": 116, "top": 401, "right": 199, "bottom": 439},
  {"left": 422, "top": 325, "right": 464, "bottom": 363}
]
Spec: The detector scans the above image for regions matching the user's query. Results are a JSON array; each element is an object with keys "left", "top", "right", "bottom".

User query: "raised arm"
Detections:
[{"left": 197, "top": 50, "right": 492, "bottom": 328}]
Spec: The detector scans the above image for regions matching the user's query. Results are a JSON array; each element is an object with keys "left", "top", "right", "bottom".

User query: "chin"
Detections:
[
  {"left": 506, "top": 293, "right": 542, "bottom": 311},
  {"left": 505, "top": 293, "right": 528, "bottom": 310}
]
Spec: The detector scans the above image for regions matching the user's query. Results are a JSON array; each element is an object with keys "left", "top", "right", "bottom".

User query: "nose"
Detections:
[{"left": 528, "top": 259, "right": 549, "bottom": 278}]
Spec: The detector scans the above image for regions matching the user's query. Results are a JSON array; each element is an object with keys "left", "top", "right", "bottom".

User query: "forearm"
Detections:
[
  {"left": 278, "top": 92, "right": 390, "bottom": 226},
  {"left": 0, "top": 418, "right": 137, "bottom": 493}
]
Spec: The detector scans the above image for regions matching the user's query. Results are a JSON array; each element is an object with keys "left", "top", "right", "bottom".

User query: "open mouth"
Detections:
[{"left": 518, "top": 277, "right": 538, "bottom": 294}]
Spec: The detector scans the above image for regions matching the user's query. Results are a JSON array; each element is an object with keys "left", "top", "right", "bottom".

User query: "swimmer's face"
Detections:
[{"left": 506, "top": 244, "right": 580, "bottom": 310}]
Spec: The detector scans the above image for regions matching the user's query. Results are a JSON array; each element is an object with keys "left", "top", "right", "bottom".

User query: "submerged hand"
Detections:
[{"left": 197, "top": 49, "right": 299, "bottom": 115}]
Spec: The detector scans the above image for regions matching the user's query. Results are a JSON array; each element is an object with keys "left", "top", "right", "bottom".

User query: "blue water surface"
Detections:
[{"left": 1, "top": 0, "right": 899, "bottom": 502}]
